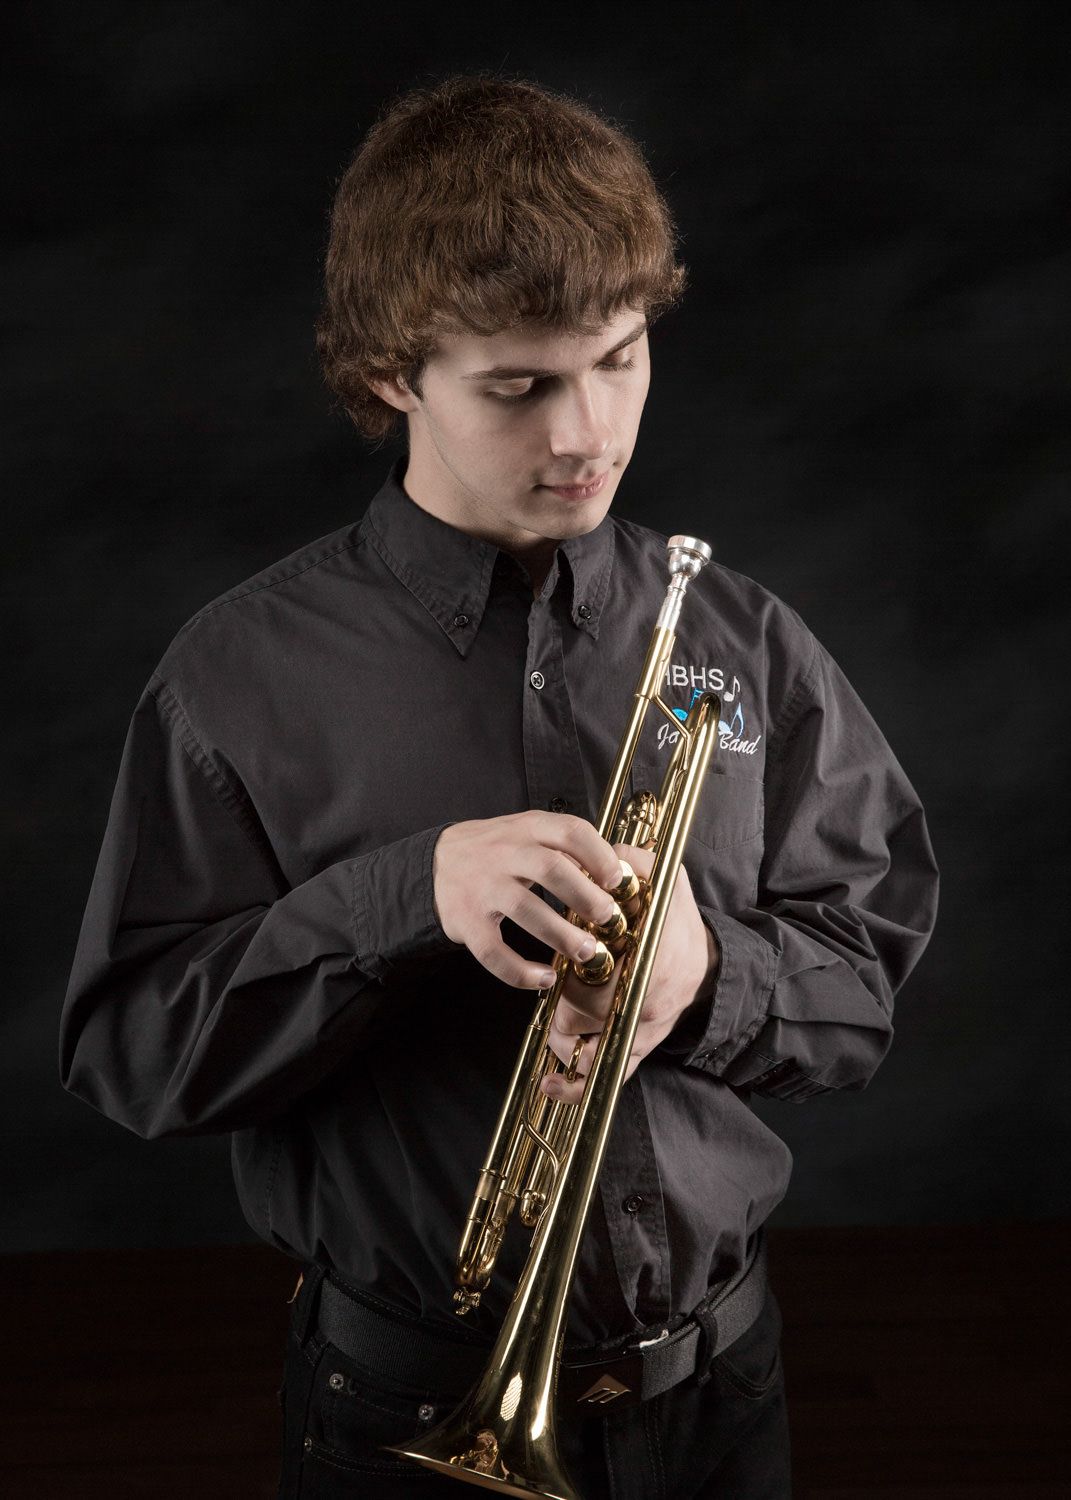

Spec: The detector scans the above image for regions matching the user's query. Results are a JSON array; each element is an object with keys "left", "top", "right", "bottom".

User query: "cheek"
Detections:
[
  {"left": 609, "top": 387, "right": 649, "bottom": 450},
  {"left": 431, "top": 391, "right": 508, "bottom": 443},
  {"left": 444, "top": 411, "right": 525, "bottom": 474},
  {"left": 456, "top": 403, "right": 503, "bottom": 441},
  {"left": 622, "top": 366, "right": 650, "bottom": 415},
  {"left": 465, "top": 405, "right": 543, "bottom": 458}
]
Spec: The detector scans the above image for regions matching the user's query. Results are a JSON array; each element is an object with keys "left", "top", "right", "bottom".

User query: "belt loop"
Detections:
[
  {"left": 693, "top": 1301, "right": 720, "bottom": 1387},
  {"left": 693, "top": 1227, "right": 764, "bottom": 1386},
  {"left": 293, "top": 1262, "right": 327, "bottom": 1348}
]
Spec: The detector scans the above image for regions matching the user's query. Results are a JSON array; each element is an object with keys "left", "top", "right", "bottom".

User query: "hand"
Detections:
[
  {"left": 432, "top": 812, "right": 624, "bottom": 991},
  {"left": 539, "top": 843, "right": 719, "bottom": 1105}
]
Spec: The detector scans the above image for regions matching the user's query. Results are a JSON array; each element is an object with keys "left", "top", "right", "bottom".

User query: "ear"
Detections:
[{"left": 367, "top": 373, "right": 420, "bottom": 414}]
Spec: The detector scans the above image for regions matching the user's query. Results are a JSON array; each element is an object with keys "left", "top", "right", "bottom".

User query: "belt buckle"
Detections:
[
  {"left": 565, "top": 1348, "right": 645, "bottom": 1409},
  {"left": 564, "top": 1323, "right": 671, "bottom": 1410}
]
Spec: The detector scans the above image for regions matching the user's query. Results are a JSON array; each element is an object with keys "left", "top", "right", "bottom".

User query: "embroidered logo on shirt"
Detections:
[{"left": 657, "top": 668, "right": 763, "bottom": 757}]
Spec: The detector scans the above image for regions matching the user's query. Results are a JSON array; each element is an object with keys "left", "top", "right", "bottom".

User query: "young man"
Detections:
[{"left": 60, "top": 76, "right": 939, "bottom": 1498}]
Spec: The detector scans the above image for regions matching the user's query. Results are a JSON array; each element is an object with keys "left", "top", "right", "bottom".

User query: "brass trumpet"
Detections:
[{"left": 390, "top": 536, "right": 720, "bottom": 1498}]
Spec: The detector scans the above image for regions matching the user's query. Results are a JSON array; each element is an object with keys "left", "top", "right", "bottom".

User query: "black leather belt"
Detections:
[{"left": 312, "top": 1230, "right": 767, "bottom": 1413}]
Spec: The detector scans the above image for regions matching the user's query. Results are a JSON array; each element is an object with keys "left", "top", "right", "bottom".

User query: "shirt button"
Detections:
[
  {"left": 577, "top": 602, "right": 592, "bottom": 620},
  {"left": 418, "top": 1403, "right": 436, "bottom": 1422},
  {"left": 549, "top": 796, "right": 569, "bottom": 813},
  {"left": 622, "top": 1194, "right": 645, "bottom": 1215},
  {"left": 530, "top": 671, "right": 546, "bottom": 690},
  {"left": 452, "top": 613, "right": 470, "bottom": 628}
]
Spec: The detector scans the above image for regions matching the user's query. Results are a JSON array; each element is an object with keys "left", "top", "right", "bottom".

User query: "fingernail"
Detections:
[
  {"left": 539, "top": 970, "right": 557, "bottom": 988},
  {"left": 577, "top": 937, "right": 597, "bottom": 961}
]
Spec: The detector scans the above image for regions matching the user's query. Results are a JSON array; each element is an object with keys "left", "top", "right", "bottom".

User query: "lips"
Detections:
[{"left": 541, "top": 471, "right": 609, "bottom": 499}]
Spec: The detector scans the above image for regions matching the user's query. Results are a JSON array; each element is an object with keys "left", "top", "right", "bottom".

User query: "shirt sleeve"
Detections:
[
  {"left": 58, "top": 676, "right": 459, "bottom": 1138},
  {"left": 665, "top": 634, "right": 939, "bottom": 1100}
]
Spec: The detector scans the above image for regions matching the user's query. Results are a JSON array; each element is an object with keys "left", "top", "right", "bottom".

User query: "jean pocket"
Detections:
[
  {"left": 304, "top": 1338, "right": 456, "bottom": 1479},
  {"left": 710, "top": 1286, "right": 784, "bottom": 1400}
]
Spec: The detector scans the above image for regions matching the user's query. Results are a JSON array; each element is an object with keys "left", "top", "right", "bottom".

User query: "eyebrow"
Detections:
[{"left": 461, "top": 320, "right": 648, "bottom": 381}]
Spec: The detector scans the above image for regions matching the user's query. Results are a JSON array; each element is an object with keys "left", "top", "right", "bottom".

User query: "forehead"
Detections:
[{"left": 431, "top": 307, "right": 647, "bottom": 374}]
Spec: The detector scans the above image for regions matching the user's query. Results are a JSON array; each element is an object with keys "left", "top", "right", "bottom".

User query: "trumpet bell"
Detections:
[{"left": 389, "top": 1399, "right": 576, "bottom": 1499}]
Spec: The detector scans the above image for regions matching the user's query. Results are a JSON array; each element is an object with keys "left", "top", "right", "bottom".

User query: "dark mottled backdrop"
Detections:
[{"left": 3, "top": 1, "right": 1068, "bottom": 1252}]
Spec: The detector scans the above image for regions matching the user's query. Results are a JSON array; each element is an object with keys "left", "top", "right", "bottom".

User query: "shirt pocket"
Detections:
[{"left": 628, "top": 761, "right": 764, "bottom": 852}]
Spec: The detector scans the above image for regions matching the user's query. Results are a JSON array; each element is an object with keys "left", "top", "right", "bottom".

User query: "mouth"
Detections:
[{"left": 539, "top": 471, "right": 610, "bottom": 501}]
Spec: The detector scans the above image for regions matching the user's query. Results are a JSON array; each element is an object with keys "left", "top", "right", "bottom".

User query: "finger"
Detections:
[
  {"left": 546, "top": 1025, "right": 600, "bottom": 1074},
  {"left": 542, "top": 1014, "right": 660, "bottom": 1104},
  {"left": 540, "top": 1071, "right": 585, "bottom": 1107},
  {"left": 553, "top": 994, "right": 610, "bottom": 1035},
  {"left": 613, "top": 841, "right": 654, "bottom": 881},
  {"left": 541, "top": 1033, "right": 599, "bottom": 1105},
  {"left": 469, "top": 929, "right": 559, "bottom": 991},
  {"left": 507, "top": 886, "right": 614, "bottom": 969},
  {"left": 613, "top": 841, "right": 695, "bottom": 922},
  {"left": 558, "top": 952, "right": 622, "bottom": 1014},
  {"left": 521, "top": 847, "right": 622, "bottom": 928},
  {"left": 529, "top": 811, "right": 623, "bottom": 892}
]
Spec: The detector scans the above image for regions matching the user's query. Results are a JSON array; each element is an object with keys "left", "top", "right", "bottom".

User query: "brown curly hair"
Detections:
[{"left": 315, "top": 73, "right": 688, "bottom": 443}]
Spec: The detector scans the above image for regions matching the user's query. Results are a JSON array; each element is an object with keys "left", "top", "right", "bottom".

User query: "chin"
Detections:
[
  {"left": 541, "top": 474, "right": 618, "bottom": 508},
  {"left": 515, "top": 475, "right": 617, "bottom": 538}
]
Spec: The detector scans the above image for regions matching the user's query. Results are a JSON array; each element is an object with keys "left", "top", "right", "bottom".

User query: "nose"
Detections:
[{"left": 546, "top": 379, "right": 613, "bottom": 463}]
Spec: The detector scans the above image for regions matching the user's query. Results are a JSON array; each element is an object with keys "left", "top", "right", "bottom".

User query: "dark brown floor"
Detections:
[{"left": 3, "top": 1223, "right": 1068, "bottom": 1498}]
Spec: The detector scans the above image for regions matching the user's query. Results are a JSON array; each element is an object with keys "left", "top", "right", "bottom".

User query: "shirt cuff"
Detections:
[
  {"left": 352, "top": 823, "right": 463, "bottom": 980},
  {"left": 677, "top": 905, "right": 778, "bottom": 1073}
]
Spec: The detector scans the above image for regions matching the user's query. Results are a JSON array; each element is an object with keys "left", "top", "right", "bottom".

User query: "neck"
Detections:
[
  {"left": 399, "top": 449, "right": 561, "bottom": 598},
  {"left": 516, "top": 546, "right": 556, "bottom": 600}
]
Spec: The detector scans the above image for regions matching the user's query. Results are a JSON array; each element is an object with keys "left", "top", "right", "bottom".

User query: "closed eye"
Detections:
[{"left": 488, "top": 357, "right": 637, "bottom": 405}]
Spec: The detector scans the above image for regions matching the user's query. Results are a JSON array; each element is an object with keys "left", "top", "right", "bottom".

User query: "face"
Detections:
[{"left": 371, "top": 307, "right": 651, "bottom": 571}]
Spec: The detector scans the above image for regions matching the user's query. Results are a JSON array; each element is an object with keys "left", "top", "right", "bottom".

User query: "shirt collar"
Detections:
[{"left": 361, "top": 456, "right": 615, "bottom": 657}]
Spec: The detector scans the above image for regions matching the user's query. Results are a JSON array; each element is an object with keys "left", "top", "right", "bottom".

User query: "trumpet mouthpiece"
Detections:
[
  {"left": 666, "top": 535, "right": 713, "bottom": 582},
  {"left": 657, "top": 537, "right": 714, "bottom": 631}
]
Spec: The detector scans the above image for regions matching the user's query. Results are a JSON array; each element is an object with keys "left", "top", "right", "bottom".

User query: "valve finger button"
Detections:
[
  {"left": 572, "top": 940, "right": 614, "bottom": 985},
  {"left": 609, "top": 861, "right": 640, "bottom": 905},
  {"left": 591, "top": 904, "right": 626, "bottom": 944}
]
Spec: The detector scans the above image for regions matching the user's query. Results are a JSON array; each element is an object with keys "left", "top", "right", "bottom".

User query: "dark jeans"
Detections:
[{"left": 276, "top": 1269, "right": 791, "bottom": 1499}]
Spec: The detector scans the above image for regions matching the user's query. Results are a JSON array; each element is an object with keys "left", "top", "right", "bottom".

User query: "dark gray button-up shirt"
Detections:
[{"left": 60, "top": 456, "right": 939, "bottom": 1346}]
